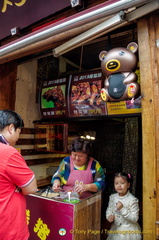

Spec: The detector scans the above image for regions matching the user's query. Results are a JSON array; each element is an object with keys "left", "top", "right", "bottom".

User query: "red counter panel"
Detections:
[
  {"left": 26, "top": 195, "right": 74, "bottom": 240},
  {"left": 26, "top": 192, "right": 101, "bottom": 240}
]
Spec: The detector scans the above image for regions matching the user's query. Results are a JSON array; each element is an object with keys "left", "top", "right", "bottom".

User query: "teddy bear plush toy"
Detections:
[{"left": 99, "top": 42, "right": 140, "bottom": 102}]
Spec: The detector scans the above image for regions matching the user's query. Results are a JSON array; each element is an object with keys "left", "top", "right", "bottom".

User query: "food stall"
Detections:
[{"left": 26, "top": 191, "right": 101, "bottom": 240}]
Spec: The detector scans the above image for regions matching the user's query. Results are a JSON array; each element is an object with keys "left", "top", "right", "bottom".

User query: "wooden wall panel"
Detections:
[
  {"left": 16, "top": 128, "right": 68, "bottom": 166},
  {"left": 0, "top": 61, "right": 17, "bottom": 109},
  {"left": 15, "top": 127, "right": 69, "bottom": 187}
]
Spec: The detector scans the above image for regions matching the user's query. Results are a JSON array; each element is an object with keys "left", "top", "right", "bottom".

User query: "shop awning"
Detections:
[
  {"left": 53, "top": 0, "right": 159, "bottom": 56},
  {"left": 0, "top": 0, "right": 158, "bottom": 64}
]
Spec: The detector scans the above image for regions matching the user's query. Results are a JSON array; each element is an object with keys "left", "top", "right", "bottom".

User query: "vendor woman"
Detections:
[{"left": 51, "top": 137, "right": 105, "bottom": 198}]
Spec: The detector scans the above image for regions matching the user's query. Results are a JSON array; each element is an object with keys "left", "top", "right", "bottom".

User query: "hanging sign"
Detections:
[
  {"left": 39, "top": 71, "right": 141, "bottom": 119},
  {"left": 68, "top": 70, "right": 107, "bottom": 117}
]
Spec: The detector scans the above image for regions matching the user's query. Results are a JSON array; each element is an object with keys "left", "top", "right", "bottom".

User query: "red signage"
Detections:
[
  {"left": 26, "top": 195, "right": 74, "bottom": 240},
  {"left": 0, "top": 0, "right": 70, "bottom": 39}
]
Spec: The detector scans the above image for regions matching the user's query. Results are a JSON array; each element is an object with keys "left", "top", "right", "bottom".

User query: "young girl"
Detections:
[{"left": 106, "top": 172, "right": 141, "bottom": 240}]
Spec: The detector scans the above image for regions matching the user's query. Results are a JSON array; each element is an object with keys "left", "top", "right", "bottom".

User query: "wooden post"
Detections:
[
  {"left": 0, "top": 61, "right": 17, "bottom": 110},
  {"left": 137, "top": 13, "right": 159, "bottom": 240}
]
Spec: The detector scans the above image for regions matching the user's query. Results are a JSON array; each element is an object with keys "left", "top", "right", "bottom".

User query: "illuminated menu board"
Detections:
[
  {"left": 39, "top": 71, "right": 141, "bottom": 119},
  {"left": 68, "top": 70, "right": 107, "bottom": 117},
  {"left": 40, "top": 77, "right": 69, "bottom": 119}
]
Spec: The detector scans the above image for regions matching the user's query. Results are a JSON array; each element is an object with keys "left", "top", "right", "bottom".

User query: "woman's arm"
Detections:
[
  {"left": 93, "top": 160, "right": 106, "bottom": 191},
  {"left": 51, "top": 157, "right": 70, "bottom": 190},
  {"left": 85, "top": 183, "right": 98, "bottom": 192}
]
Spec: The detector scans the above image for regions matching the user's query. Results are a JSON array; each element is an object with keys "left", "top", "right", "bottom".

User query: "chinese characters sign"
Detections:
[
  {"left": 25, "top": 195, "right": 74, "bottom": 240},
  {"left": 39, "top": 71, "right": 107, "bottom": 118},
  {"left": 0, "top": 0, "right": 70, "bottom": 39},
  {"left": 2, "top": 0, "right": 26, "bottom": 13},
  {"left": 34, "top": 218, "right": 50, "bottom": 240},
  {"left": 39, "top": 71, "right": 141, "bottom": 119},
  {"left": 106, "top": 97, "right": 141, "bottom": 115}
]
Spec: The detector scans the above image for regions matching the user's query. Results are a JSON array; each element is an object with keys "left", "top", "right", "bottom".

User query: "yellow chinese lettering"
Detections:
[
  {"left": 34, "top": 218, "right": 50, "bottom": 240},
  {"left": 1, "top": 0, "right": 27, "bottom": 13},
  {"left": 15, "top": 0, "right": 26, "bottom": 7},
  {"left": 2, "top": 0, "right": 13, "bottom": 13},
  {"left": 26, "top": 209, "right": 30, "bottom": 225}
]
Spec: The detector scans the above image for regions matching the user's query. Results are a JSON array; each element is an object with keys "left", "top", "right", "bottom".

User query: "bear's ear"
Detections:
[
  {"left": 99, "top": 51, "right": 107, "bottom": 61},
  {"left": 127, "top": 42, "right": 138, "bottom": 53}
]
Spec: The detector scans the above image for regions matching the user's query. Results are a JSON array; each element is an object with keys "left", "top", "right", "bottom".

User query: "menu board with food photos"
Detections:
[
  {"left": 68, "top": 70, "right": 107, "bottom": 117},
  {"left": 39, "top": 71, "right": 141, "bottom": 119},
  {"left": 40, "top": 77, "right": 69, "bottom": 119}
]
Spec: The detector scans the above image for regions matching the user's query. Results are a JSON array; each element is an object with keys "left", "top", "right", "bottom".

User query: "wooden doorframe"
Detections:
[{"left": 137, "top": 13, "right": 159, "bottom": 240}]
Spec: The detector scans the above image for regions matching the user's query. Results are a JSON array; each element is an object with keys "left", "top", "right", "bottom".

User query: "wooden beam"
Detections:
[
  {"left": 0, "top": 61, "right": 17, "bottom": 109},
  {"left": 137, "top": 15, "right": 158, "bottom": 240},
  {"left": 152, "top": 14, "right": 159, "bottom": 239},
  {"left": 59, "top": 56, "right": 81, "bottom": 69}
]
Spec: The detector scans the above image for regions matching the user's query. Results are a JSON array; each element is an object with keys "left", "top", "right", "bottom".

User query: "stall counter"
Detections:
[{"left": 25, "top": 191, "right": 101, "bottom": 240}]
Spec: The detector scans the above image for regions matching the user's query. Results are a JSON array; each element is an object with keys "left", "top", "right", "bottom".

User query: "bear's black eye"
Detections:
[{"left": 119, "top": 51, "right": 125, "bottom": 56}]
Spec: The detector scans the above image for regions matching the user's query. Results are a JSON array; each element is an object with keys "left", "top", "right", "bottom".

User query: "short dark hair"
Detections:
[
  {"left": 0, "top": 110, "right": 24, "bottom": 131},
  {"left": 70, "top": 137, "right": 92, "bottom": 156}
]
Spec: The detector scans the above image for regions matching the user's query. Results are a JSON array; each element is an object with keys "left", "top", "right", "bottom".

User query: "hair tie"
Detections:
[{"left": 128, "top": 173, "right": 131, "bottom": 179}]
